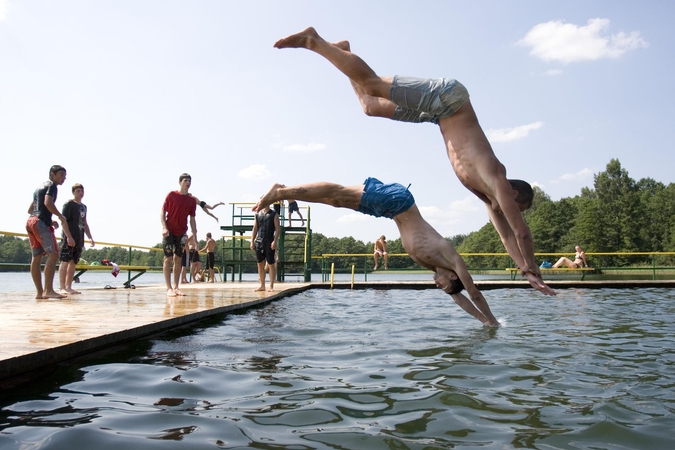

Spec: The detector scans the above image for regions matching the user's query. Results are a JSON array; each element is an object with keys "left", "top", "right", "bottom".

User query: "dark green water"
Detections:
[{"left": 0, "top": 288, "right": 673, "bottom": 449}]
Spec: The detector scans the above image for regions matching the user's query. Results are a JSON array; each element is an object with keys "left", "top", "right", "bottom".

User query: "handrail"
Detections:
[{"left": 1, "top": 230, "right": 161, "bottom": 252}]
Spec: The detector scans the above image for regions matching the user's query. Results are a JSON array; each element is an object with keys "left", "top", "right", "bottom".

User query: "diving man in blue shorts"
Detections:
[
  {"left": 253, "top": 179, "right": 500, "bottom": 326},
  {"left": 274, "top": 27, "right": 554, "bottom": 297}
]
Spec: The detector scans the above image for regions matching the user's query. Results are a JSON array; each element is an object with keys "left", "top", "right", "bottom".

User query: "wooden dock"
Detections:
[
  {"left": 2, "top": 278, "right": 675, "bottom": 385},
  {"left": 0, "top": 281, "right": 311, "bottom": 384}
]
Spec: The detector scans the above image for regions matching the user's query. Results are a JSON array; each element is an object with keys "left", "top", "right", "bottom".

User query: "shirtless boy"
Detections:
[
  {"left": 253, "top": 179, "right": 500, "bottom": 326},
  {"left": 274, "top": 27, "right": 554, "bottom": 296},
  {"left": 200, "top": 232, "right": 217, "bottom": 283}
]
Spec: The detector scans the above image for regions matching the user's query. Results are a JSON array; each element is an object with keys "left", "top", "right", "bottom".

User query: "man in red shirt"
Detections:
[{"left": 161, "top": 173, "right": 198, "bottom": 297}]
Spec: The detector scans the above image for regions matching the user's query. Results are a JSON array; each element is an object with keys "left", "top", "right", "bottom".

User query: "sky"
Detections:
[{"left": 1, "top": 1, "right": 673, "bottom": 249}]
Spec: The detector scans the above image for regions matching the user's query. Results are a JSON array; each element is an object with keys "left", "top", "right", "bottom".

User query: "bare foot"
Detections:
[
  {"left": 253, "top": 183, "right": 285, "bottom": 212},
  {"left": 167, "top": 289, "right": 177, "bottom": 297},
  {"left": 374, "top": 266, "right": 378, "bottom": 271},
  {"left": 35, "top": 292, "right": 43, "bottom": 300},
  {"left": 174, "top": 289, "right": 186, "bottom": 296},
  {"left": 333, "top": 40, "right": 350, "bottom": 51},
  {"left": 43, "top": 290, "right": 66, "bottom": 299},
  {"left": 254, "top": 286, "right": 265, "bottom": 292},
  {"left": 267, "top": 287, "right": 274, "bottom": 292},
  {"left": 274, "top": 26, "right": 320, "bottom": 50},
  {"left": 208, "top": 280, "right": 214, "bottom": 283},
  {"left": 65, "top": 288, "right": 81, "bottom": 295}
]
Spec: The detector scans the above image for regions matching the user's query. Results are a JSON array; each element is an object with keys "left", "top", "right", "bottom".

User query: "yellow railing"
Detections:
[{"left": 318, "top": 251, "right": 675, "bottom": 281}]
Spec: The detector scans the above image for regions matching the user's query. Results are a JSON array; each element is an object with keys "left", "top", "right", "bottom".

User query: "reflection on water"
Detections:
[{"left": 1, "top": 288, "right": 674, "bottom": 449}]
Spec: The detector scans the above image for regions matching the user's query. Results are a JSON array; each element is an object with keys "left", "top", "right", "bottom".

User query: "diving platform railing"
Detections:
[{"left": 219, "top": 202, "right": 312, "bottom": 282}]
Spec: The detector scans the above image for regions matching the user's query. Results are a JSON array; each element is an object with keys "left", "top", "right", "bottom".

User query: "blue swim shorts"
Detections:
[
  {"left": 389, "top": 76, "right": 469, "bottom": 124},
  {"left": 358, "top": 177, "right": 415, "bottom": 219}
]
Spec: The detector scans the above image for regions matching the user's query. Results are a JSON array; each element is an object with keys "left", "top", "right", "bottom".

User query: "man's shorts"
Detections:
[
  {"left": 254, "top": 239, "right": 276, "bottom": 265},
  {"left": 163, "top": 233, "right": 187, "bottom": 258},
  {"left": 59, "top": 240, "right": 83, "bottom": 264},
  {"left": 189, "top": 249, "right": 200, "bottom": 263},
  {"left": 206, "top": 252, "right": 215, "bottom": 270},
  {"left": 288, "top": 201, "right": 299, "bottom": 213},
  {"left": 26, "top": 216, "right": 58, "bottom": 256},
  {"left": 389, "top": 76, "right": 469, "bottom": 124},
  {"left": 358, "top": 177, "right": 415, "bottom": 219}
]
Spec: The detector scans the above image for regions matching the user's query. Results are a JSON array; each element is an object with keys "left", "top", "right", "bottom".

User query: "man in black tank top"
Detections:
[{"left": 250, "top": 204, "right": 280, "bottom": 292}]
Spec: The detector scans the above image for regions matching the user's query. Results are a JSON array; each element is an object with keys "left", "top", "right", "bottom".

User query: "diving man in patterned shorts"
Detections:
[
  {"left": 253, "top": 180, "right": 500, "bottom": 326},
  {"left": 274, "top": 27, "right": 554, "bottom": 297}
]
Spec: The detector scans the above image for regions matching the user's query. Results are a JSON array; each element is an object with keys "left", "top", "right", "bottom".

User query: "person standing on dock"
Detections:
[
  {"left": 273, "top": 27, "right": 554, "bottom": 297},
  {"left": 251, "top": 202, "right": 280, "bottom": 292},
  {"left": 58, "top": 183, "right": 95, "bottom": 295},
  {"left": 161, "top": 173, "right": 198, "bottom": 297},
  {"left": 200, "top": 232, "right": 217, "bottom": 283},
  {"left": 253, "top": 179, "right": 500, "bottom": 326},
  {"left": 26, "top": 165, "right": 74, "bottom": 299}
]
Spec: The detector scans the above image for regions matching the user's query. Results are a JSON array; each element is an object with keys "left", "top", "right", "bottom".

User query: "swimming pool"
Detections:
[{"left": 1, "top": 288, "right": 673, "bottom": 449}]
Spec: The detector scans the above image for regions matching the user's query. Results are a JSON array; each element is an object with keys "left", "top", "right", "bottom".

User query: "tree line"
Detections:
[{"left": 2, "top": 159, "right": 674, "bottom": 271}]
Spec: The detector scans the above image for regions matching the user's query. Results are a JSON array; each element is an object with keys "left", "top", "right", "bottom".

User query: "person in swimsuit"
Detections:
[
  {"left": 253, "top": 178, "right": 500, "bottom": 326},
  {"left": 553, "top": 245, "right": 588, "bottom": 269},
  {"left": 287, "top": 200, "right": 305, "bottom": 227},
  {"left": 200, "top": 232, "right": 217, "bottom": 283},
  {"left": 274, "top": 27, "right": 554, "bottom": 297},
  {"left": 373, "top": 235, "right": 388, "bottom": 270}
]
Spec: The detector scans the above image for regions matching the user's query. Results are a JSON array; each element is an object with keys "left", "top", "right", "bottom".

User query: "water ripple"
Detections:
[{"left": 1, "top": 288, "right": 674, "bottom": 449}]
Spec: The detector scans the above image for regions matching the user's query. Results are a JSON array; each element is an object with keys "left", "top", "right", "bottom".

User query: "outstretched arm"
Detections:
[{"left": 486, "top": 193, "right": 555, "bottom": 296}]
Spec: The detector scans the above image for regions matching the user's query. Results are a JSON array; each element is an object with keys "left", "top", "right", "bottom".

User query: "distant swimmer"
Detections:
[
  {"left": 58, "top": 183, "right": 95, "bottom": 295},
  {"left": 161, "top": 173, "right": 198, "bottom": 297},
  {"left": 274, "top": 27, "right": 554, "bottom": 297},
  {"left": 26, "top": 165, "right": 74, "bottom": 299},
  {"left": 191, "top": 196, "right": 224, "bottom": 222},
  {"left": 253, "top": 179, "right": 499, "bottom": 326}
]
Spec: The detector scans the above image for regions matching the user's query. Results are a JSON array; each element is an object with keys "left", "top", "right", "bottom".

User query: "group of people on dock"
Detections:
[
  {"left": 26, "top": 165, "right": 94, "bottom": 299},
  {"left": 29, "top": 27, "right": 583, "bottom": 326}
]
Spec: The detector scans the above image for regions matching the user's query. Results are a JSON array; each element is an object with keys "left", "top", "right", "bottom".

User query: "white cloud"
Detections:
[
  {"left": 337, "top": 212, "right": 368, "bottom": 223},
  {"left": 280, "top": 142, "right": 326, "bottom": 153},
  {"left": 0, "top": 0, "right": 7, "bottom": 21},
  {"left": 486, "top": 121, "right": 543, "bottom": 143},
  {"left": 518, "top": 18, "right": 648, "bottom": 64},
  {"left": 531, "top": 181, "right": 545, "bottom": 189},
  {"left": 550, "top": 168, "right": 593, "bottom": 185},
  {"left": 418, "top": 197, "right": 481, "bottom": 222},
  {"left": 545, "top": 69, "right": 562, "bottom": 76},
  {"left": 237, "top": 164, "right": 271, "bottom": 181}
]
